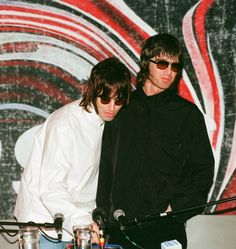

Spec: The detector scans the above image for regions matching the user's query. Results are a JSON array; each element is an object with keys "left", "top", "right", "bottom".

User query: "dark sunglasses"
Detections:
[
  {"left": 99, "top": 96, "right": 127, "bottom": 106},
  {"left": 150, "top": 59, "right": 181, "bottom": 72}
]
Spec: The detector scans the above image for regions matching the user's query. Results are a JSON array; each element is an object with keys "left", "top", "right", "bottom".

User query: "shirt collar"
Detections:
[{"left": 88, "top": 103, "right": 105, "bottom": 127}]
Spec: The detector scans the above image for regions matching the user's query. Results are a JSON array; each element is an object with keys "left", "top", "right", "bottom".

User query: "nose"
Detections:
[
  {"left": 167, "top": 65, "right": 172, "bottom": 74},
  {"left": 107, "top": 100, "right": 116, "bottom": 111}
]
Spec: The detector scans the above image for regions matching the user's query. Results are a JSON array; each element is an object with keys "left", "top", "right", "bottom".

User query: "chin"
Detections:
[
  {"left": 99, "top": 111, "right": 117, "bottom": 121},
  {"left": 104, "top": 117, "right": 115, "bottom": 122},
  {"left": 103, "top": 115, "right": 116, "bottom": 121}
]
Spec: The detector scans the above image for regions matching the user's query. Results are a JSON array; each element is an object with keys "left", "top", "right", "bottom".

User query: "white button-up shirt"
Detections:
[{"left": 14, "top": 99, "right": 104, "bottom": 241}]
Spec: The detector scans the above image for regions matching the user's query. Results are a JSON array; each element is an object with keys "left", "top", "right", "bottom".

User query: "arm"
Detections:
[
  {"left": 38, "top": 123, "right": 95, "bottom": 235},
  {"left": 170, "top": 110, "right": 215, "bottom": 221}
]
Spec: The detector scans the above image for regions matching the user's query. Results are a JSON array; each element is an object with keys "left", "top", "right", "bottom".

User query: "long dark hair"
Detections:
[
  {"left": 80, "top": 57, "right": 131, "bottom": 112},
  {"left": 137, "top": 33, "right": 184, "bottom": 91}
]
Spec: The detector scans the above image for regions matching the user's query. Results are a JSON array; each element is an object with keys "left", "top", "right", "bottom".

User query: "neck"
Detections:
[{"left": 143, "top": 80, "right": 164, "bottom": 96}]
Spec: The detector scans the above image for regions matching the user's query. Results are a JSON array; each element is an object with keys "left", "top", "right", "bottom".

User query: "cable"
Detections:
[
  {"left": 0, "top": 225, "right": 18, "bottom": 237},
  {"left": 122, "top": 232, "right": 144, "bottom": 249},
  {"left": 37, "top": 227, "right": 62, "bottom": 243},
  {"left": 0, "top": 220, "right": 61, "bottom": 243}
]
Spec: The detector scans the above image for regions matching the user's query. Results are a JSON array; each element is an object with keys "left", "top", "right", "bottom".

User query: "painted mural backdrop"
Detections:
[{"left": 0, "top": 0, "right": 235, "bottom": 219}]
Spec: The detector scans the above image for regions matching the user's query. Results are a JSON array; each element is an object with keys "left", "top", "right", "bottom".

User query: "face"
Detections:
[
  {"left": 96, "top": 96, "right": 125, "bottom": 121},
  {"left": 144, "top": 54, "right": 180, "bottom": 95}
]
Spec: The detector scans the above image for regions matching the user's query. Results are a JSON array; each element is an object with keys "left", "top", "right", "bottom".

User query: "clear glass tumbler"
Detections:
[
  {"left": 18, "top": 226, "right": 39, "bottom": 249},
  {"left": 73, "top": 224, "right": 92, "bottom": 249}
]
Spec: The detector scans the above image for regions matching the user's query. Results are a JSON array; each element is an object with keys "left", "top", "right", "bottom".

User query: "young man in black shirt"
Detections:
[{"left": 96, "top": 33, "right": 215, "bottom": 249}]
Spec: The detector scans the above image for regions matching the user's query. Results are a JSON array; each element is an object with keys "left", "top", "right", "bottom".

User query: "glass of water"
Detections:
[
  {"left": 73, "top": 224, "right": 93, "bottom": 249},
  {"left": 18, "top": 226, "right": 39, "bottom": 249}
]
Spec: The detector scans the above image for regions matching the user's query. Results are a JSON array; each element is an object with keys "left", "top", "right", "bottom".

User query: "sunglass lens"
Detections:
[
  {"left": 100, "top": 97, "right": 111, "bottom": 105},
  {"left": 171, "top": 63, "right": 181, "bottom": 72},
  {"left": 115, "top": 98, "right": 126, "bottom": 106},
  {"left": 100, "top": 97, "right": 126, "bottom": 106},
  {"left": 156, "top": 60, "right": 169, "bottom": 70}
]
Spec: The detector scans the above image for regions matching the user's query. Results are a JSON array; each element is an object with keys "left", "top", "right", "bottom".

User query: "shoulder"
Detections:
[
  {"left": 173, "top": 94, "right": 201, "bottom": 112},
  {"left": 45, "top": 100, "right": 84, "bottom": 128}
]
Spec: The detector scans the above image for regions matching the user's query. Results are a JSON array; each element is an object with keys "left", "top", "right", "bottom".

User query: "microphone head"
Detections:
[
  {"left": 113, "top": 209, "right": 125, "bottom": 221},
  {"left": 92, "top": 207, "right": 107, "bottom": 221},
  {"left": 92, "top": 208, "right": 108, "bottom": 232},
  {"left": 53, "top": 213, "right": 64, "bottom": 241},
  {"left": 54, "top": 213, "right": 64, "bottom": 222},
  {"left": 54, "top": 213, "right": 64, "bottom": 230}
]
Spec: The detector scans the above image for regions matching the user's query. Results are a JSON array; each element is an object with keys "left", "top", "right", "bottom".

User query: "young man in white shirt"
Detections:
[{"left": 14, "top": 57, "right": 132, "bottom": 249}]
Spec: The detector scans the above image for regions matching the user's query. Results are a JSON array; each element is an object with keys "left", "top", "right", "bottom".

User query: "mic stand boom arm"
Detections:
[
  {"left": 0, "top": 220, "right": 55, "bottom": 233},
  {"left": 164, "top": 195, "right": 236, "bottom": 217},
  {"left": 125, "top": 195, "right": 236, "bottom": 227}
]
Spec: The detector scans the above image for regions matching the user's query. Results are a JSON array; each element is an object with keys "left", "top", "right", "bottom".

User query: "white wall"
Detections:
[
  {"left": 186, "top": 215, "right": 236, "bottom": 249},
  {"left": 1, "top": 215, "right": 236, "bottom": 249}
]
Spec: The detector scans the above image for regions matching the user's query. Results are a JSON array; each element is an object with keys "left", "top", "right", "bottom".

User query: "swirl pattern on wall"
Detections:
[{"left": 0, "top": 0, "right": 235, "bottom": 218}]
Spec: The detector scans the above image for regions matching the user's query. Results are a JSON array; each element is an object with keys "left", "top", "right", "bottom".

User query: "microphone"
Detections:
[
  {"left": 53, "top": 213, "right": 64, "bottom": 240},
  {"left": 92, "top": 207, "right": 108, "bottom": 230},
  {"left": 113, "top": 209, "right": 127, "bottom": 231},
  {"left": 92, "top": 208, "right": 108, "bottom": 249},
  {"left": 113, "top": 210, "right": 145, "bottom": 249}
]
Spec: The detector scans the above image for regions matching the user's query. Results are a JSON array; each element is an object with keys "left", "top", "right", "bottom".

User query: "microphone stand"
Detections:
[
  {"left": 125, "top": 195, "right": 236, "bottom": 227},
  {"left": 115, "top": 196, "right": 236, "bottom": 249},
  {"left": 0, "top": 220, "right": 55, "bottom": 233},
  {"left": 166, "top": 195, "right": 236, "bottom": 217},
  {"left": 0, "top": 220, "right": 59, "bottom": 245}
]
